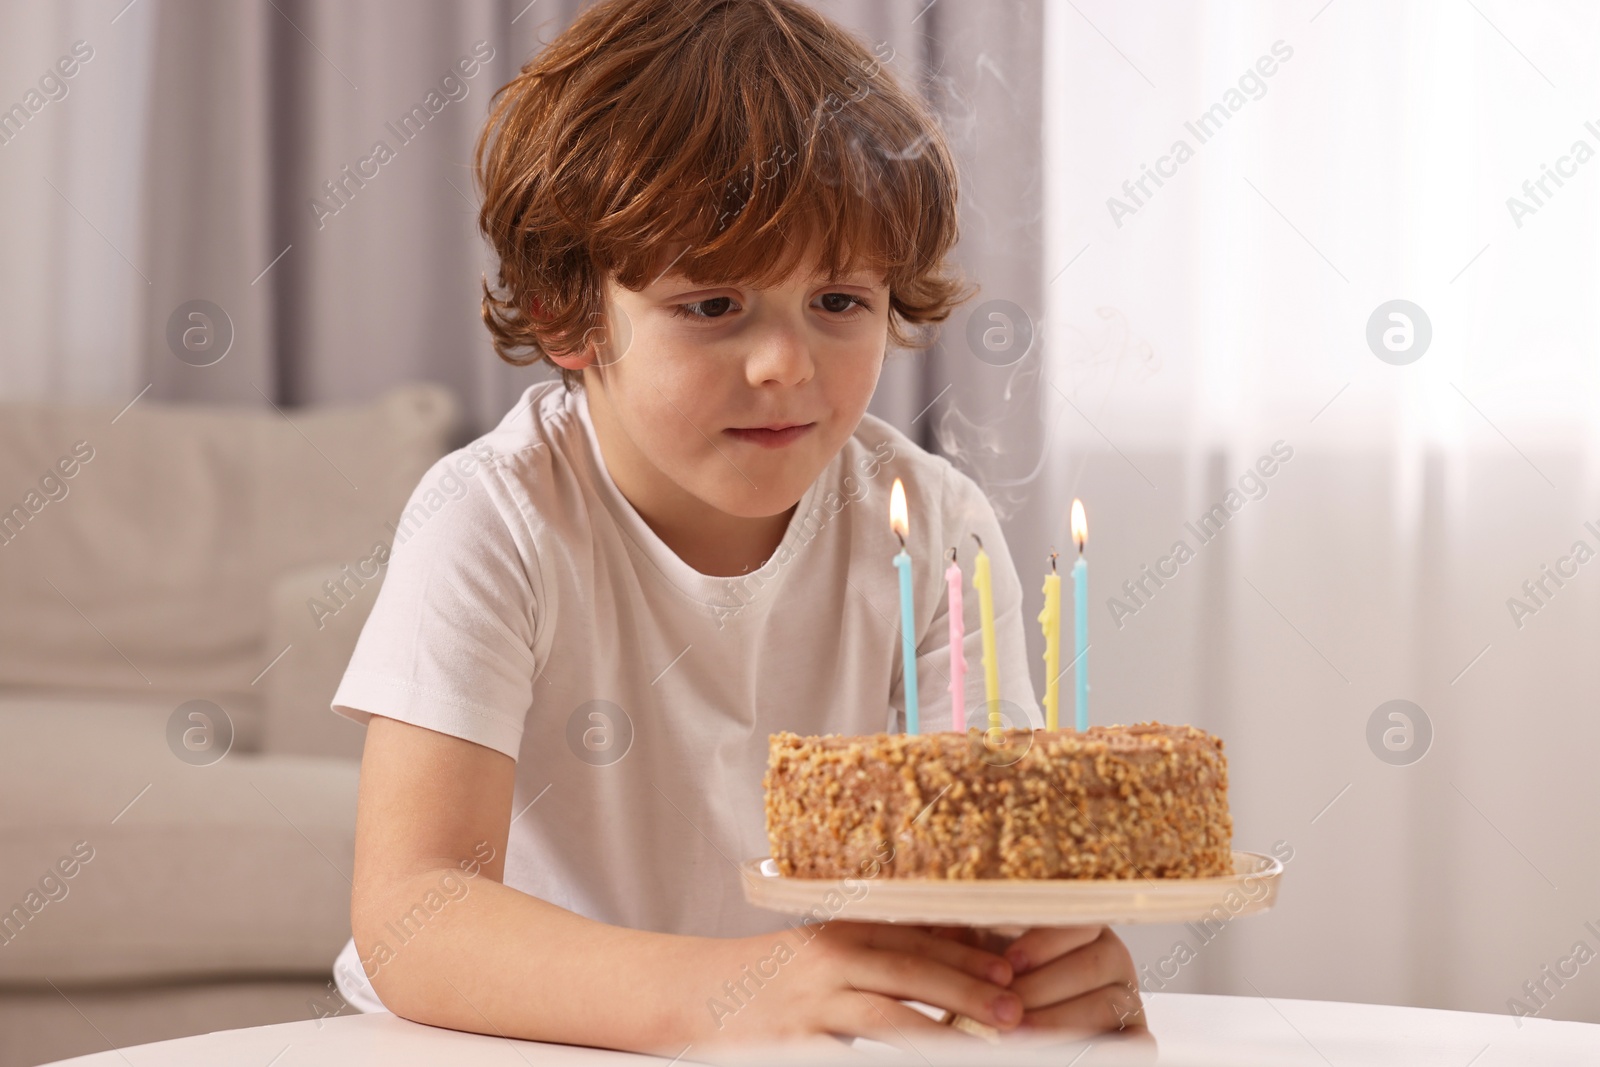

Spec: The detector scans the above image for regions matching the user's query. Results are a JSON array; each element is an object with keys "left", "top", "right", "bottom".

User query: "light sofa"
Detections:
[{"left": 0, "top": 384, "right": 459, "bottom": 1067}]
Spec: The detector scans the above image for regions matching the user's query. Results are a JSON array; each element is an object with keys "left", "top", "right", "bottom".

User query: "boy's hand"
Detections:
[
  {"left": 697, "top": 920, "right": 1021, "bottom": 1049},
  {"left": 1000, "top": 925, "right": 1147, "bottom": 1036}
]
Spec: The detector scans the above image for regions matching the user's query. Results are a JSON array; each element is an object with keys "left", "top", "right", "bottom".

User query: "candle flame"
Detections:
[
  {"left": 1071, "top": 499, "right": 1087, "bottom": 552},
  {"left": 890, "top": 478, "right": 908, "bottom": 542}
]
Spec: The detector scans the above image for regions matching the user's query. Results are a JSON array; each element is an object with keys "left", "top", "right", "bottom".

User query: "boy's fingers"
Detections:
[
  {"left": 1011, "top": 927, "right": 1134, "bottom": 1009},
  {"left": 1019, "top": 979, "right": 1148, "bottom": 1038},
  {"left": 851, "top": 949, "right": 1022, "bottom": 1031},
  {"left": 1004, "top": 924, "right": 1104, "bottom": 975},
  {"left": 861, "top": 925, "right": 1013, "bottom": 985},
  {"left": 842, "top": 988, "right": 979, "bottom": 1048}
]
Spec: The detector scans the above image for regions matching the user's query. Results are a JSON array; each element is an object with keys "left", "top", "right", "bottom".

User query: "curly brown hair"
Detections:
[{"left": 473, "top": 0, "right": 976, "bottom": 391}]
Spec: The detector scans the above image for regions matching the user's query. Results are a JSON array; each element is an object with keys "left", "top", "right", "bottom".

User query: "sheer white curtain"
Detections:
[
  {"left": 1044, "top": 0, "right": 1600, "bottom": 1022},
  {"left": 0, "top": 2, "right": 154, "bottom": 402}
]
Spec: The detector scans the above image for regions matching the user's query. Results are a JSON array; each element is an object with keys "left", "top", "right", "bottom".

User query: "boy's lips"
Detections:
[{"left": 723, "top": 423, "right": 816, "bottom": 448}]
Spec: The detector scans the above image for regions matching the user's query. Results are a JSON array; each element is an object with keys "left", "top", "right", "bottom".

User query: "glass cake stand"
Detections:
[{"left": 741, "top": 850, "right": 1283, "bottom": 1040}]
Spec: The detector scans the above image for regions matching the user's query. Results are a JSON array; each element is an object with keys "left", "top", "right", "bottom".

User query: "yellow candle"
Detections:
[
  {"left": 1039, "top": 553, "right": 1061, "bottom": 730},
  {"left": 971, "top": 534, "right": 1001, "bottom": 736}
]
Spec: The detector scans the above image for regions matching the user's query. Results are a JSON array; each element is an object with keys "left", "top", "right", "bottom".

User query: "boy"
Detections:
[{"left": 329, "top": 0, "right": 1144, "bottom": 1051}]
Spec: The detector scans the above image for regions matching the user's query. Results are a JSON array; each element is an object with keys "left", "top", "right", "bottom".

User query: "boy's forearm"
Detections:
[{"left": 355, "top": 868, "right": 724, "bottom": 1053}]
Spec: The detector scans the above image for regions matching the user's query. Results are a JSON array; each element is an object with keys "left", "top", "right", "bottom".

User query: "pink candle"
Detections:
[{"left": 945, "top": 547, "right": 966, "bottom": 732}]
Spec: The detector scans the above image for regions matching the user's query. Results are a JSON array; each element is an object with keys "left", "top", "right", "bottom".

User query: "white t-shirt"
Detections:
[{"left": 329, "top": 380, "right": 1041, "bottom": 1012}]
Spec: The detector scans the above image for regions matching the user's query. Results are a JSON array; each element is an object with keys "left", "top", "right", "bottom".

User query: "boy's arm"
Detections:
[
  {"left": 351, "top": 714, "right": 696, "bottom": 1047},
  {"left": 350, "top": 715, "right": 1024, "bottom": 1053}
]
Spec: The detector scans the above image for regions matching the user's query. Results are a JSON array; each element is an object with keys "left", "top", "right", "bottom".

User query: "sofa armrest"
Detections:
[{"left": 261, "top": 561, "right": 384, "bottom": 759}]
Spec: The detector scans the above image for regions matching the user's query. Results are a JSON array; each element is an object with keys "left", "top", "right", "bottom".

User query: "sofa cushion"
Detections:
[
  {"left": 261, "top": 562, "right": 382, "bottom": 761},
  {"left": 0, "top": 694, "right": 357, "bottom": 984},
  {"left": 0, "top": 384, "right": 458, "bottom": 699}
]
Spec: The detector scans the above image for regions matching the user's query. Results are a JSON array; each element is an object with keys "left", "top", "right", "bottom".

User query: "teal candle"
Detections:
[
  {"left": 895, "top": 547, "right": 919, "bottom": 734},
  {"left": 891, "top": 479, "right": 919, "bottom": 733},
  {"left": 1071, "top": 499, "right": 1089, "bottom": 730},
  {"left": 1072, "top": 554, "right": 1088, "bottom": 730}
]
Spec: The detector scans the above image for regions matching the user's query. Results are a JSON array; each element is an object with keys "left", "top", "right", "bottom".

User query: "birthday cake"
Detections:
[{"left": 763, "top": 723, "right": 1233, "bottom": 880}]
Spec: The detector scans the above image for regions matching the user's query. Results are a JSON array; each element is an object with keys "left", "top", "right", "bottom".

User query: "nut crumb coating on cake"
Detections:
[{"left": 763, "top": 723, "right": 1233, "bottom": 879}]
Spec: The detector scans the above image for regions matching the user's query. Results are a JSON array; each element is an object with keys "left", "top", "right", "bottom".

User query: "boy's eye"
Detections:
[
  {"left": 671, "top": 296, "right": 737, "bottom": 320},
  {"left": 668, "top": 292, "right": 874, "bottom": 321},
  {"left": 818, "top": 292, "right": 873, "bottom": 315}
]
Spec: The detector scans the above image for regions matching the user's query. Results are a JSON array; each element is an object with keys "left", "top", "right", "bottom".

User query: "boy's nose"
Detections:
[{"left": 744, "top": 329, "right": 815, "bottom": 388}]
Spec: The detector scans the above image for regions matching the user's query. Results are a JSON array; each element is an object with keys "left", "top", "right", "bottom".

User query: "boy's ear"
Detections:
[
  {"left": 582, "top": 304, "right": 632, "bottom": 371},
  {"left": 548, "top": 349, "right": 592, "bottom": 372},
  {"left": 539, "top": 298, "right": 602, "bottom": 372}
]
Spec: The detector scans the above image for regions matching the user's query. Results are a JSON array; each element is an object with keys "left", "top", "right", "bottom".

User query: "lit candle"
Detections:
[
  {"left": 1071, "top": 499, "right": 1089, "bottom": 731},
  {"left": 971, "top": 533, "right": 1001, "bottom": 738},
  {"left": 890, "top": 479, "right": 919, "bottom": 734},
  {"left": 945, "top": 547, "right": 966, "bottom": 732},
  {"left": 1039, "top": 551, "right": 1061, "bottom": 730}
]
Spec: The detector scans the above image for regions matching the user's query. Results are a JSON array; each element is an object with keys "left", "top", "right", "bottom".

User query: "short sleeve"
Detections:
[
  {"left": 330, "top": 451, "right": 539, "bottom": 760},
  {"left": 890, "top": 462, "right": 1044, "bottom": 733}
]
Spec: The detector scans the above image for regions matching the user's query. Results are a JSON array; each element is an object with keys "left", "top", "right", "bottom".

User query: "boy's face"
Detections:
[{"left": 578, "top": 242, "right": 889, "bottom": 523}]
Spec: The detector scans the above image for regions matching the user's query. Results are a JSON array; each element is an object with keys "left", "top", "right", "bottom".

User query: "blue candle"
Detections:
[
  {"left": 891, "top": 479, "right": 919, "bottom": 733},
  {"left": 1071, "top": 499, "right": 1089, "bottom": 730}
]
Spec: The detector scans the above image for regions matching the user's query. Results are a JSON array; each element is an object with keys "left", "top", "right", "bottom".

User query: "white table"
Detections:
[{"left": 43, "top": 992, "right": 1600, "bottom": 1066}]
